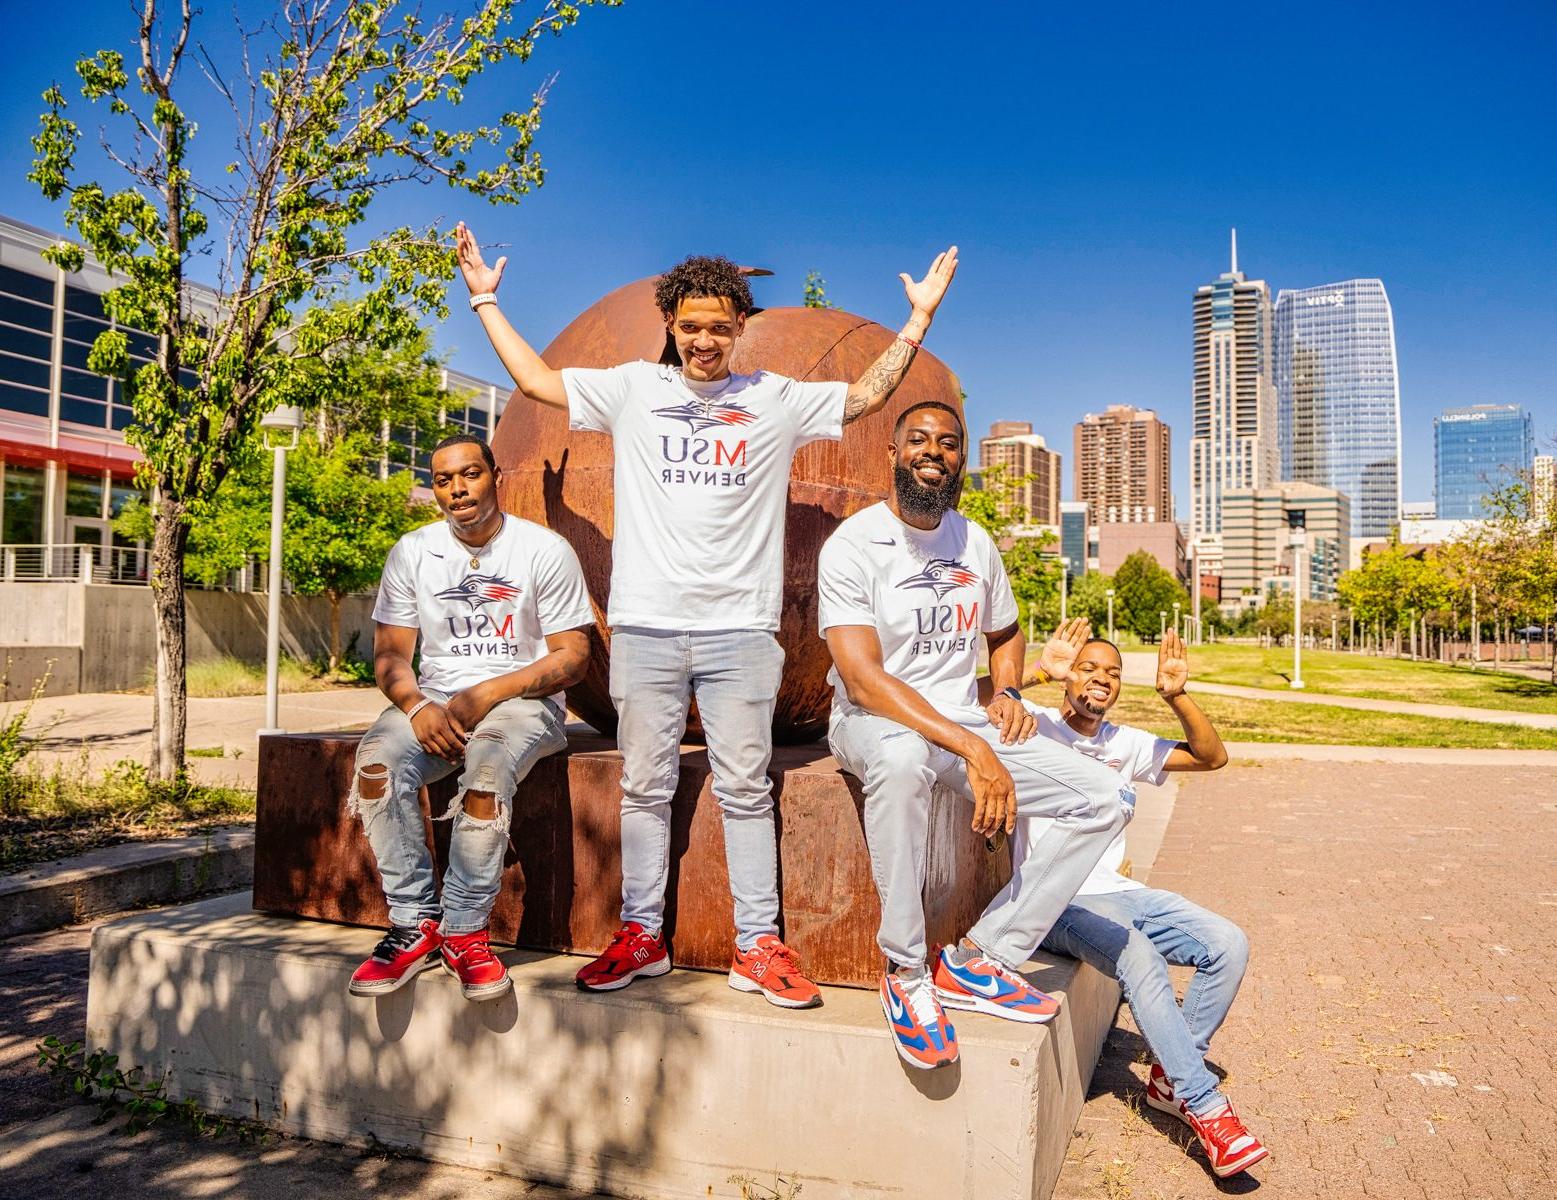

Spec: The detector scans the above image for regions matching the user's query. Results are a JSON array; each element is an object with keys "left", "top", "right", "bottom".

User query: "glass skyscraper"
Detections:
[
  {"left": 1273, "top": 279, "right": 1402, "bottom": 540},
  {"left": 1433, "top": 404, "right": 1534, "bottom": 519}
]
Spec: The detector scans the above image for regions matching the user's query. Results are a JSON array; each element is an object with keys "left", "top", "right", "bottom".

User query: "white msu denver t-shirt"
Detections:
[
  {"left": 817, "top": 502, "right": 1019, "bottom": 725},
  {"left": 1027, "top": 704, "right": 1177, "bottom": 896},
  {"left": 373, "top": 514, "right": 593, "bottom": 701},
  {"left": 562, "top": 360, "right": 845, "bottom": 632}
]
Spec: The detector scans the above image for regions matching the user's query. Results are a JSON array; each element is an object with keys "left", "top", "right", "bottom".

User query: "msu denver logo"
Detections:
[
  {"left": 895, "top": 558, "right": 979, "bottom": 600},
  {"left": 653, "top": 400, "right": 757, "bottom": 433},
  {"left": 435, "top": 574, "right": 522, "bottom": 611}
]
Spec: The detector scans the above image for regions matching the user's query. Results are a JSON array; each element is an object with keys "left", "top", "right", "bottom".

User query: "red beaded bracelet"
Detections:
[{"left": 897, "top": 334, "right": 923, "bottom": 350}]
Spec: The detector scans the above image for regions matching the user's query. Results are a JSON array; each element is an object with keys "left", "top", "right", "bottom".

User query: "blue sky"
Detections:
[{"left": 1, "top": 1, "right": 1553, "bottom": 513}]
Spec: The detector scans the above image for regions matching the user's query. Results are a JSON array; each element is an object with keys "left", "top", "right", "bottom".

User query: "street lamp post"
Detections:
[
  {"left": 1159, "top": 610, "right": 1167, "bottom": 639},
  {"left": 1060, "top": 557, "right": 1070, "bottom": 624},
  {"left": 1106, "top": 588, "right": 1115, "bottom": 643},
  {"left": 1173, "top": 601, "right": 1181, "bottom": 641},
  {"left": 1290, "top": 531, "right": 1306, "bottom": 689},
  {"left": 257, "top": 405, "right": 305, "bottom": 736},
  {"left": 1190, "top": 542, "right": 1201, "bottom": 645}
]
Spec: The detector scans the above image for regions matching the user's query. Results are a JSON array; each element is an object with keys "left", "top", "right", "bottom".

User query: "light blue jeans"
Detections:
[
  {"left": 609, "top": 627, "right": 785, "bottom": 952},
  {"left": 350, "top": 690, "right": 568, "bottom": 934},
  {"left": 1041, "top": 888, "right": 1250, "bottom": 1116},
  {"left": 829, "top": 710, "right": 1132, "bottom": 971}
]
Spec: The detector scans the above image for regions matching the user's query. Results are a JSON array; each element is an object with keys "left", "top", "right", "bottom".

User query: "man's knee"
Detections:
[
  {"left": 1208, "top": 918, "right": 1250, "bottom": 976},
  {"left": 860, "top": 732, "right": 935, "bottom": 800}
]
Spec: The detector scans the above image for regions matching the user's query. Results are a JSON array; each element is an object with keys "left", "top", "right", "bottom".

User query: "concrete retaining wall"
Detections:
[{"left": 0, "top": 582, "right": 377, "bottom": 696}]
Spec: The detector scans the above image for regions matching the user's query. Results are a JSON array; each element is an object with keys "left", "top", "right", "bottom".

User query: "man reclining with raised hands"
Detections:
[{"left": 1026, "top": 629, "right": 1270, "bottom": 1179}]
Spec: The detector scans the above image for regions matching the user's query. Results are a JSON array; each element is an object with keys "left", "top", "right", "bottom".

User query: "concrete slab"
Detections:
[
  {"left": 0, "top": 827, "right": 253, "bottom": 938},
  {"left": 87, "top": 894, "right": 1120, "bottom": 1200}
]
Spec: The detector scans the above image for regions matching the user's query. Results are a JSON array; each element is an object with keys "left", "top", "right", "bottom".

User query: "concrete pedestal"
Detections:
[
  {"left": 88, "top": 894, "right": 1120, "bottom": 1200},
  {"left": 253, "top": 730, "right": 1011, "bottom": 988}
]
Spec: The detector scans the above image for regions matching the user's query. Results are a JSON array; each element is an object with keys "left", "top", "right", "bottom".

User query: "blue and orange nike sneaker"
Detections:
[
  {"left": 933, "top": 946, "right": 1061, "bottom": 1024},
  {"left": 879, "top": 969, "right": 959, "bottom": 1070}
]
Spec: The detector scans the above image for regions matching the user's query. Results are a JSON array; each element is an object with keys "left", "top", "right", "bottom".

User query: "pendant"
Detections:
[{"left": 470, "top": 557, "right": 480, "bottom": 569}]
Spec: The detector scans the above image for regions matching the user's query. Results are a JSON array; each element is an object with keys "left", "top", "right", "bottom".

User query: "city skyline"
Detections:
[{"left": 0, "top": 2, "right": 1550, "bottom": 518}]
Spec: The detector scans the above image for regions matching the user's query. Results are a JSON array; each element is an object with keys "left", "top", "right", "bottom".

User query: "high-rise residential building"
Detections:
[
  {"left": 978, "top": 420, "right": 1061, "bottom": 526},
  {"left": 1433, "top": 405, "right": 1535, "bottom": 520},
  {"left": 1221, "top": 482, "right": 1350, "bottom": 606},
  {"left": 1274, "top": 279, "right": 1402, "bottom": 540},
  {"left": 1074, "top": 404, "right": 1172, "bottom": 524},
  {"left": 1190, "top": 231, "right": 1277, "bottom": 539},
  {"left": 1534, "top": 455, "right": 1554, "bottom": 522}
]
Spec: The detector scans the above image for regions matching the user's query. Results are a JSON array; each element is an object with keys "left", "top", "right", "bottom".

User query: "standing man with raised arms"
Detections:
[{"left": 455, "top": 221, "right": 958, "bottom": 1007}]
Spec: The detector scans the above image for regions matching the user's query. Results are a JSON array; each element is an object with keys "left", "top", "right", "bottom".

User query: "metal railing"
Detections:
[{"left": 1, "top": 543, "right": 149, "bottom": 585}]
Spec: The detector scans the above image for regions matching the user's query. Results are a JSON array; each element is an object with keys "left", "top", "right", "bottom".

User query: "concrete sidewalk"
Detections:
[
  {"left": 2, "top": 687, "right": 388, "bottom": 787},
  {"left": 1120, "top": 651, "right": 1557, "bottom": 729}
]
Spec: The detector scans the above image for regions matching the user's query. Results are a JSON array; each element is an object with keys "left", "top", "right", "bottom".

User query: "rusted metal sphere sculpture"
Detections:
[{"left": 492, "top": 276, "right": 964, "bottom": 743}]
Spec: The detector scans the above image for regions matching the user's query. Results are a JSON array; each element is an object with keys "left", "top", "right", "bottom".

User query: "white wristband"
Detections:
[
  {"left": 469, "top": 292, "right": 498, "bottom": 311},
  {"left": 405, "top": 697, "right": 434, "bottom": 721}
]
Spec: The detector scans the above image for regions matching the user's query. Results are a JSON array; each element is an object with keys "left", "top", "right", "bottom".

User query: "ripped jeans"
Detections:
[{"left": 350, "top": 691, "right": 567, "bottom": 934}]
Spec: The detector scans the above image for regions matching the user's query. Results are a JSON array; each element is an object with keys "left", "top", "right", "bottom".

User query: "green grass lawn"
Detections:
[
  {"left": 1181, "top": 644, "right": 1557, "bottom": 715},
  {"left": 131, "top": 654, "right": 374, "bottom": 698},
  {"left": 1084, "top": 684, "right": 1557, "bottom": 751}
]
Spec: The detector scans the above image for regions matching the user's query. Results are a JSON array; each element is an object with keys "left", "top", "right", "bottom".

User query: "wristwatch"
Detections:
[{"left": 1000, "top": 686, "right": 1023, "bottom": 702}]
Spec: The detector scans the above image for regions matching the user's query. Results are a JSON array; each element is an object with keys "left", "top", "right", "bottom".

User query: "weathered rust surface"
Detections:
[
  {"left": 490, "top": 279, "right": 963, "bottom": 742},
  {"left": 253, "top": 731, "right": 1010, "bottom": 989}
]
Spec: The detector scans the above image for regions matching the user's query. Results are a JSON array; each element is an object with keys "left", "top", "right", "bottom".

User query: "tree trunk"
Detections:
[
  {"left": 148, "top": 497, "right": 190, "bottom": 784},
  {"left": 328, "top": 589, "right": 342, "bottom": 674}
]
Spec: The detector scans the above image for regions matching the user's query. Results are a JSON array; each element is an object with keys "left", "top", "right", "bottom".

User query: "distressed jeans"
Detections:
[
  {"left": 829, "top": 710, "right": 1131, "bottom": 970},
  {"left": 1041, "top": 888, "right": 1250, "bottom": 1116},
  {"left": 609, "top": 627, "right": 785, "bottom": 952},
  {"left": 350, "top": 690, "right": 567, "bottom": 934}
]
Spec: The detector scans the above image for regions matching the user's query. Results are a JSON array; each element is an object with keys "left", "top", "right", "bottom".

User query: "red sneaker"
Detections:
[
  {"left": 1184, "top": 1100, "right": 1270, "bottom": 1178},
  {"left": 728, "top": 935, "right": 821, "bottom": 1009},
  {"left": 348, "top": 919, "right": 443, "bottom": 997},
  {"left": 1144, "top": 1064, "right": 1189, "bottom": 1124},
  {"left": 575, "top": 922, "right": 671, "bottom": 992},
  {"left": 440, "top": 928, "right": 513, "bottom": 1002}
]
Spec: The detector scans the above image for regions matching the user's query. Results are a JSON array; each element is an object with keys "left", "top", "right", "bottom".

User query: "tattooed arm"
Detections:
[{"left": 842, "top": 245, "right": 960, "bottom": 425}]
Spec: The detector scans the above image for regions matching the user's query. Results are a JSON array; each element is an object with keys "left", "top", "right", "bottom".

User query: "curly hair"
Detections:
[{"left": 654, "top": 255, "right": 754, "bottom": 317}]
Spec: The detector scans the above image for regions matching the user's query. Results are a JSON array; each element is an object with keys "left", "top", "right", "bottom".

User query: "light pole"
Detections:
[
  {"left": 1159, "top": 610, "right": 1167, "bottom": 640},
  {"left": 1060, "top": 557, "right": 1070, "bottom": 624},
  {"left": 1173, "top": 601, "right": 1181, "bottom": 641},
  {"left": 1190, "top": 541, "right": 1201, "bottom": 644},
  {"left": 1471, "top": 583, "right": 1479, "bottom": 667},
  {"left": 1290, "top": 531, "right": 1306, "bottom": 689},
  {"left": 258, "top": 405, "right": 304, "bottom": 736},
  {"left": 1106, "top": 588, "right": 1115, "bottom": 643}
]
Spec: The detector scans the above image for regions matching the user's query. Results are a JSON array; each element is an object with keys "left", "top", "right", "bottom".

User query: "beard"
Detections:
[
  {"left": 893, "top": 462, "right": 959, "bottom": 522},
  {"left": 1074, "top": 691, "right": 1110, "bottom": 717}
]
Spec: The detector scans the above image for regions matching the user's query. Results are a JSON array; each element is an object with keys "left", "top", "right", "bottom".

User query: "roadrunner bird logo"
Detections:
[
  {"left": 895, "top": 558, "right": 980, "bottom": 600},
  {"left": 653, "top": 400, "right": 758, "bottom": 434},
  {"left": 435, "top": 574, "right": 522, "bottom": 610}
]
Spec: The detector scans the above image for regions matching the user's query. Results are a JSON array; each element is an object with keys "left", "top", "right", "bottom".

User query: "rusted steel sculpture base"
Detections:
[{"left": 252, "top": 731, "right": 1010, "bottom": 990}]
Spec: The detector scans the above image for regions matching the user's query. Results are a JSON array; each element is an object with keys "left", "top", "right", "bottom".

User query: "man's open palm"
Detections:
[
  {"left": 456, "top": 221, "right": 506, "bottom": 295},
  {"left": 1156, "top": 629, "right": 1190, "bottom": 696},
  {"left": 1040, "top": 617, "right": 1092, "bottom": 682},
  {"left": 900, "top": 246, "right": 959, "bottom": 317}
]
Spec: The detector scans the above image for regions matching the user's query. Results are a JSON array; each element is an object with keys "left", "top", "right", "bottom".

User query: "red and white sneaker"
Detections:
[
  {"left": 933, "top": 946, "right": 1061, "bottom": 1023},
  {"left": 728, "top": 935, "right": 822, "bottom": 1009},
  {"left": 348, "top": 919, "right": 443, "bottom": 997},
  {"left": 1144, "top": 1064, "right": 1189, "bottom": 1123},
  {"left": 574, "top": 922, "right": 672, "bottom": 992},
  {"left": 440, "top": 928, "right": 513, "bottom": 1002},
  {"left": 880, "top": 970, "right": 958, "bottom": 1070},
  {"left": 1184, "top": 1100, "right": 1270, "bottom": 1178}
]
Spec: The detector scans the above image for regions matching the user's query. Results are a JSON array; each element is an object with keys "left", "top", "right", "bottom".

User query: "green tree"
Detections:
[
  {"left": 30, "top": 0, "right": 615, "bottom": 779},
  {"left": 1111, "top": 550, "right": 1189, "bottom": 641},
  {"left": 1462, "top": 475, "right": 1557, "bottom": 682},
  {"left": 802, "top": 270, "right": 835, "bottom": 309},
  {"left": 1068, "top": 570, "right": 1114, "bottom": 633}
]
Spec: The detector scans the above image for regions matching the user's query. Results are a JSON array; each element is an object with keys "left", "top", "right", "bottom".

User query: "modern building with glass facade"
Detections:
[
  {"left": 1190, "top": 232, "right": 1277, "bottom": 538},
  {"left": 1060, "top": 500, "right": 1090, "bottom": 580},
  {"left": 0, "top": 214, "right": 507, "bottom": 581},
  {"left": 1432, "top": 404, "right": 1534, "bottom": 520},
  {"left": 1273, "top": 278, "right": 1401, "bottom": 540}
]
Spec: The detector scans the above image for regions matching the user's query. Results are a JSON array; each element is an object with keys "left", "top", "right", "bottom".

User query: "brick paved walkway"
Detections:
[{"left": 1053, "top": 759, "right": 1556, "bottom": 1199}]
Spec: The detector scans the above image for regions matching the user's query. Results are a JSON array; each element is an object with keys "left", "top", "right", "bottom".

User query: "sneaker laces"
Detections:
[
  {"left": 371, "top": 924, "right": 423, "bottom": 961},
  {"left": 444, "top": 932, "right": 498, "bottom": 968},
  {"left": 759, "top": 940, "right": 801, "bottom": 970},
  {"left": 898, "top": 970, "right": 944, "bottom": 1029},
  {"left": 1196, "top": 1105, "right": 1256, "bottom": 1149}
]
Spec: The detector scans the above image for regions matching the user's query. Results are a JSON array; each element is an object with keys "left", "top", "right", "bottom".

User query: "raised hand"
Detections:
[
  {"left": 455, "top": 221, "right": 507, "bottom": 296},
  {"left": 1156, "top": 629, "right": 1189, "bottom": 699},
  {"left": 899, "top": 245, "right": 959, "bottom": 319},
  {"left": 1040, "top": 616, "right": 1092, "bottom": 682}
]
